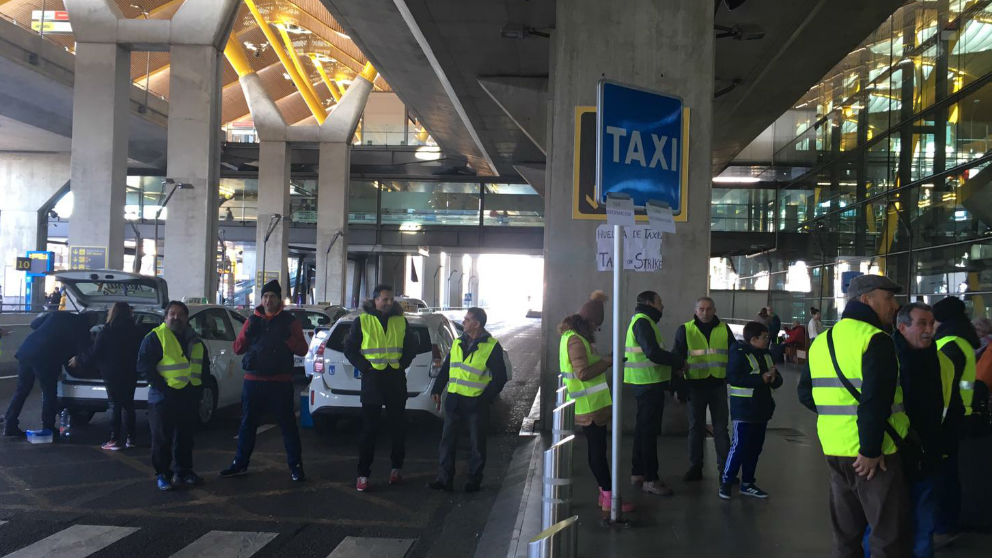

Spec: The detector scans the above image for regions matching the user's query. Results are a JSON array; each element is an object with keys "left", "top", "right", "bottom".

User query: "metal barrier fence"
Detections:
[
  {"left": 528, "top": 515, "right": 578, "bottom": 558},
  {"left": 541, "top": 434, "right": 574, "bottom": 532},
  {"left": 551, "top": 400, "right": 574, "bottom": 445}
]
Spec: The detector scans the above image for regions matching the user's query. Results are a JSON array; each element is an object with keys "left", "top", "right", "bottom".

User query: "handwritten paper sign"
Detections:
[{"left": 596, "top": 224, "right": 662, "bottom": 272}]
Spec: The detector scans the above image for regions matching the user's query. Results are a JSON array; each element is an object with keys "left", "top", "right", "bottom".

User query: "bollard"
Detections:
[
  {"left": 551, "top": 400, "right": 575, "bottom": 445},
  {"left": 542, "top": 434, "right": 574, "bottom": 530},
  {"left": 555, "top": 385, "right": 568, "bottom": 407},
  {"left": 528, "top": 515, "right": 579, "bottom": 558}
]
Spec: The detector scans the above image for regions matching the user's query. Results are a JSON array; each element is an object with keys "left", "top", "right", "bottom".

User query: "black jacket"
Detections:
[
  {"left": 136, "top": 325, "right": 210, "bottom": 403},
  {"left": 796, "top": 299, "right": 899, "bottom": 458},
  {"left": 431, "top": 330, "right": 508, "bottom": 402},
  {"left": 893, "top": 330, "right": 945, "bottom": 471},
  {"left": 673, "top": 315, "right": 734, "bottom": 385},
  {"left": 728, "top": 342, "right": 783, "bottom": 422},
  {"left": 343, "top": 300, "right": 418, "bottom": 374},
  {"left": 76, "top": 318, "right": 142, "bottom": 385},
  {"left": 630, "top": 304, "right": 683, "bottom": 391},
  {"left": 15, "top": 311, "right": 92, "bottom": 366},
  {"left": 936, "top": 318, "right": 981, "bottom": 442}
]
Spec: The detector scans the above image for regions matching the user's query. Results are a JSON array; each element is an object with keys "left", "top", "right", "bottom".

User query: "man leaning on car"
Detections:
[{"left": 343, "top": 284, "right": 418, "bottom": 493}]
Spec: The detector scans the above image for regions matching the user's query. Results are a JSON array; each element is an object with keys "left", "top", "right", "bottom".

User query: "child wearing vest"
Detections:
[{"left": 720, "top": 321, "right": 782, "bottom": 500}]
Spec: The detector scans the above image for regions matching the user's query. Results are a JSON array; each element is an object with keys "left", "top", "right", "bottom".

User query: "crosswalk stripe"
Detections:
[
  {"left": 170, "top": 531, "right": 278, "bottom": 558},
  {"left": 326, "top": 537, "right": 415, "bottom": 558},
  {"left": 2, "top": 524, "right": 138, "bottom": 558}
]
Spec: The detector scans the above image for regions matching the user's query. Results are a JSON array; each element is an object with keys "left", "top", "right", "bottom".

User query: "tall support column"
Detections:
[
  {"left": 541, "top": 0, "right": 714, "bottom": 425},
  {"left": 164, "top": 45, "right": 223, "bottom": 299},
  {"left": 68, "top": 42, "right": 130, "bottom": 270},
  {"left": 255, "top": 141, "right": 291, "bottom": 300},
  {"left": 466, "top": 254, "right": 479, "bottom": 306},
  {"left": 316, "top": 143, "right": 349, "bottom": 305},
  {"left": 421, "top": 252, "right": 441, "bottom": 307},
  {"left": 447, "top": 254, "right": 464, "bottom": 309}
]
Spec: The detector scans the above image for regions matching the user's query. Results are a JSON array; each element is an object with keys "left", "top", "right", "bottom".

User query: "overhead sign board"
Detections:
[
  {"left": 255, "top": 270, "right": 280, "bottom": 286},
  {"left": 596, "top": 80, "right": 689, "bottom": 219},
  {"left": 69, "top": 246, "right": 107, "bottom": 270},
  {"left": 25, "top": 251, "right": 54, "bottom": 277},
  {"left": 31, "top": 10, "right": 72, "bottom": 33},
  {"left": 15, "top": 257, "right": 31, "bottom": 271}
]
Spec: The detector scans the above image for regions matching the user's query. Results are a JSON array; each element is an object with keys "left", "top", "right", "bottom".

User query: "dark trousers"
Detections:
[
  {"left": 826, "top": 454, "right": 911, "bottom": 558},
  {"left": 233, "top": 380, "right": 302, "bottom": 469},
  {"left": 4, "top": 359, "right": 59, "bottom": 430},
  {"left": 631, "top": 385, "right": 665, "bottom": 482},
  {"left": 584, "top": 422, "right": 612, "bottom": 491},
  {"left": 105, "top": 377, "right": 136, "bottom": 441},
  {"left": 148, "top": 386, "right": 198, "bottom": 476},
  {"left": 687, "top": 380, "right": 730, "bottom": 472},
  {"left": 722, "top": 420, "right": 767, "bottom": 485},
  {"left": 358, "top": 370, "right": 407, "bottom": 477},
  {"left": 863, "top": 474, "right": 938, "bottom": 558},
  {"left": 934, "top": 453, "right": 960, "bottom": 534},
  {"left": 437, "top": 393, "right": 489, "bottom": 484}
]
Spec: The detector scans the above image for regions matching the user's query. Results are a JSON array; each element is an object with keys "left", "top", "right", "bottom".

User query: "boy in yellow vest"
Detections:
[{"left": 428, "top": 307, "right": 507, "bottom": 492}]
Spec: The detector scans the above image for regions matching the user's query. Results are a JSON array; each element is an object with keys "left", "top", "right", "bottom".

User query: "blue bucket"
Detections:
[{"left": 26, "top": 429, "right": 53, "bottom": 444}]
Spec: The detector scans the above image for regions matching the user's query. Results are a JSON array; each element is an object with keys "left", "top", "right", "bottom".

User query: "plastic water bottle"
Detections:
[{"left": 59, "top": 409, "right": 71, "bottom": 440}]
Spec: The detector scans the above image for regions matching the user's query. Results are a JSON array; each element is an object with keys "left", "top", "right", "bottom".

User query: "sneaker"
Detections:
[
  {"left": 428, "top": 479, "right": 453, "bottom": 492},
  {"left": 174, "top": 471, "right": 204, "bottom": 487},
  {"left": 290, "top": 465, "right": 306, "bottom": 482},
  {"left": 2, "top": 424, "right": 25, "bottom": 438},
  {"left": 156, "top": 474, "right": 173, "bottom": 492},
  {"left": 682, "top": 466, "right": 703, "bottom": 482},
  {"left": 219, "top": 463, "right": 248, "bottom": 478},
  {"left": 642, "top": 480, "right": 674, "bottom": 496},
  {"left": 356, "top": 476, "right": 369, "bottom": 492},
  {"left": 740, "top": 483, "right": 768, "bottom": 499},
  {"left": 718, "top": 484, "right": 731, "bottom": 500},
  {"left": 101, "top": 440, "right": 123, "bottom": 451},
  {"left": 464, "top": 481, "right": 481, "bottom": 493},
  {"left": 124, "top": 437, "right": 136, "bottom": 449},
  {"left": 598, "top": 489, "right": 635, "bottom": 512},
  {"left": 388, "top": 469, "right": 403, "bottom": 485},
  {"left": 630, "top": 474, "right": 645, "bottom": 486}
]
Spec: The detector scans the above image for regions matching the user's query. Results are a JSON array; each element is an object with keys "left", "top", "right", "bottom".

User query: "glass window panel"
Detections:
[
  {"left": 379, "top": 181, "right": 480, "bottom": 226},
  {"left": 349, "top": 180, "right": 379, "bottom": 224},
  {"left": 483, "top": 183, "right": 543, "bottom": 227}
]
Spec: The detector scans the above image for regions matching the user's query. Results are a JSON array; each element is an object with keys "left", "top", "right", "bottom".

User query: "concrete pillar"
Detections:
[
  {"left": 0, "top": 153, "right": 71, "bottom": 308},
  {"left": 67, "top": 42, "right": 130, "bottom": 269},
  {"left": 378, "top": 254, "right": 406, "bottom": 293},
  {"left": 164, "top": 45, "right": 223, "bottom": 299},
  {"left": 466, "top": 254, "right": 479, "bottom": 307},
  {"left": 315, "top": 143, "right": 349, "bottom": 305},
  {"left": 420, "top": 252, "right": 441, "bottom": 308},
  {"left": 447, "top": 254, "right": 463, "bottom": 309},
  {"left": 254, "top": 141, "right": 291, "bottom": 300},
  {"left": 541, "top": 0, "right": 714, "bottom": 425}
]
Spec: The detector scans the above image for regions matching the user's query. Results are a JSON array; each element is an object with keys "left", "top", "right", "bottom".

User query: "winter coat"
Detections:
[
  {"left": 727, "top": 342, "right": 783, "bottom": 422},
  {"left": 15, "top": 311, "right": 92, "bottom": 367},
  {"left": 233, "top": 305, "right": 308, "bottom": 382},
  {"left": 76, "top": 318, "right": 142, "bottom": 386}
]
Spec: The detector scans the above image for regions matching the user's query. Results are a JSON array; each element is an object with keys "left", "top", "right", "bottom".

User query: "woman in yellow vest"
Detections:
[
  {"left": 560, "top": 290, "right": 633, "bottom": 513},
  {"left": 136, "top": 301, "right": 208, "bottom": 492}
]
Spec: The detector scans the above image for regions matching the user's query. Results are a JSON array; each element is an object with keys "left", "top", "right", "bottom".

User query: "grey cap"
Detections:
[{"left": 848, "top": 274, "right": 902, "bottom": 300}]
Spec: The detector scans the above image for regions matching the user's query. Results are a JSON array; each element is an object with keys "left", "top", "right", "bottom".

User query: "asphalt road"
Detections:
[{"left": 0, "top": 315, "right": 542, "bottom": 558}]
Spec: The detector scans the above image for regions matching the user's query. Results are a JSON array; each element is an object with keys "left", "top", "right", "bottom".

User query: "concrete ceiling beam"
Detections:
[
  {"left": 478, "top": 76, "right": 548, "bottom": 156},
  {"left": 512, "top": 162, "right": 546, "bottom": 197},
  {"left": 64, "top": 0, "right": 240, "bottom": 49}
]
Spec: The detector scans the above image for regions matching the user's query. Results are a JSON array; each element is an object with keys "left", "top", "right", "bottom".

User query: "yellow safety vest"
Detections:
[
  {"left": 359, "top": 313, "right": 406, "bottom": 370},
  {"left": 152, "top": 323, "right": 204, "bottom": 390},
  {"left": 447, "top": 337, "right": 498, "bottom": 397},
  {"left": 729, "top": 353, "right": 773, "bottom": 398},
  {"left": 559, "top": 330, "right": 612, "bottom": 415},
  {"left": 936, "top": 336, "right": 975, "bottom": 416},
  {"left": 684, "top": 320, "right": 729, "bottom": 380},
  {"left": 937, "top": 350, "right": 955, "bottom": 423},
  {"left": 808, "top": 319, "right": 909, "bottom": 457},
  {"left": 624, "top": 313, "right": 671, "bottom": 385}
]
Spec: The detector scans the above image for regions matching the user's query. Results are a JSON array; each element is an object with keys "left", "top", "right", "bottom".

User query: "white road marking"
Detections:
[
  {"left": 0, "top": 375, "right": 18, "bottom": 380},
  {"left": 2, "top": 524, "right": 139, "bottom": 558},
  {"left": 169, "top": 530, "right": 278, "bottom": 558},
  {"left": 327, "top": 537, "right": 415, "bottom": 558}
]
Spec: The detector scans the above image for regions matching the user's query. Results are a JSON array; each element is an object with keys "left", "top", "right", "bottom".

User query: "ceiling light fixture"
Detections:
[{"left": 713, "top": 176, "right": 760, "bottom": 183}]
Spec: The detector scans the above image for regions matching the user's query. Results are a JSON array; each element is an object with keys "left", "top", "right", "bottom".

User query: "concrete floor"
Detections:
[{"left": 563, "top": 364, "right": 992, "bottom": 557}]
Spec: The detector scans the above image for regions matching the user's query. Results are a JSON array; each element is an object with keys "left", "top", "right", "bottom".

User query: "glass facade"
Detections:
[{"left": 715, "top": 0, "right": 992, "bottom": 323}]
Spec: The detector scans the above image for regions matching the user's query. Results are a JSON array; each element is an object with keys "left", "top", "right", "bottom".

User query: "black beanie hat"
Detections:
[
  {"left": 261, "top": 279, "right": 282, "bottom": 298},
  {"left": 933, "top": 296, "right": 966, "bottom": 323}
]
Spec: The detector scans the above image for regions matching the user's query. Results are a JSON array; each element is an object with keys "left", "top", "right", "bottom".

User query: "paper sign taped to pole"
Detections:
[
  {"left": 596, "top": 225, "right": 662, "bottom": 272},
  {"left": 645, "top": 200, "right": 676, "bottom": 234}
]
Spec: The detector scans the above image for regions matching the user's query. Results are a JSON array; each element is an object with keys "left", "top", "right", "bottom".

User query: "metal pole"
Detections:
[
  {"left": 528, "top": 515, "right": 579, "bottom": 558},
  {"left": 611, "top": 223, "right": 622, "bottom": 521},
  {"left": 541, "top": 434, "right": 574, "bottom": 530}
]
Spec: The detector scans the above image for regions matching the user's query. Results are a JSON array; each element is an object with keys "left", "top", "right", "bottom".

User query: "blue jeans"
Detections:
[
  {"left": 722, "top": 420, "right": 767, "bottom": 485},
  {"left": 863, "top": 474, "right": 937, "bottom": 558},
  {"left": 233, "top": 380, "right": 302, "bottom": 469}
]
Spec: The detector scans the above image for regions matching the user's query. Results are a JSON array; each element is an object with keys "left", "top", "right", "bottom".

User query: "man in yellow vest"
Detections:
[
  {"left": 931, "top": 295, "right": 981, "bottom": 538},
  {"left": 624, "top": 291, "right": 683, "bottom": 495},
  {"left": 136, "top": 301, "right": 209, "bottom": 492},
  {"left": 343, "top": 284, "right": 417, "bottom": 492},
  {"left": 804, "top": 274, "right": 911, "bottom": 557},
  {"left": 428, "top": 307, "right": 507, "bottom": 492},
  {"left": 673, "top": 296, "right": 733, "bottom": 482}
]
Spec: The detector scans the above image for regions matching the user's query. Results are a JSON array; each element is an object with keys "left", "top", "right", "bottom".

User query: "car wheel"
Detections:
[
  {"left": 197, "top": 377, "right": 219, "bottom": 427},
  {"left": 313, "top": 414, "right": 337, "bottom": 436},
  {"left": 69, "top": 410, "right": 95, "bottom": 425}
]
